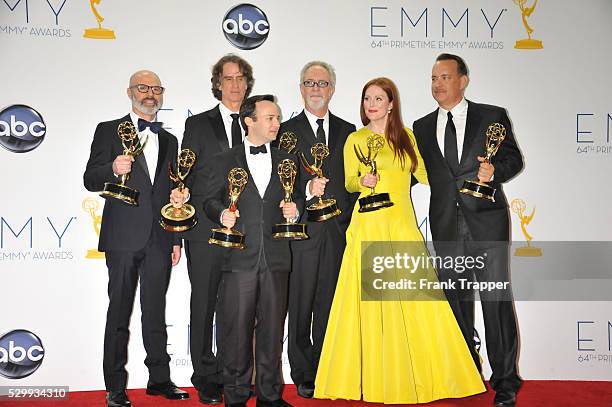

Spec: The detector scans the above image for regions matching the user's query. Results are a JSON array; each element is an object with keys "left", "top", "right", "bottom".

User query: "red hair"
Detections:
[{"left": 360, "top": 77, "right": 417, "bottom": 173}]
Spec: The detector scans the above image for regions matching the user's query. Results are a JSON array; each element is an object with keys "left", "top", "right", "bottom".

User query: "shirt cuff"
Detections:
[{"left": 305, "top": 180, "right": 314, "bottom": 201}]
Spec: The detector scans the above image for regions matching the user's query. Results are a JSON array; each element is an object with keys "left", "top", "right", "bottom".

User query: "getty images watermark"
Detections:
[
  {"left": 361, "top": 241, "right": 514, "bottom": 301},
  {"left": 361, "top": 241, "right": 612, "bottom": 302}
]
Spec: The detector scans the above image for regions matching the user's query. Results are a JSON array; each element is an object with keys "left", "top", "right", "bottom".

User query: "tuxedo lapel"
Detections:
[
  {"left": 296, "top": 112, "right": 317, "bottom": 147},
  {"left": 460, "top": 101, "right": 481, "bottom": 167},
  {"left": 425, "top": 109, "right": 451, "bottom": 172},
  {"left": 210, "top": 105, "right": 230, "bottom": 152},
  {"left": 234, "top": 146, "right": 258, "bottom": 196},
  {"left": 263, "top": 148, "right": 280, "bottom": 200},
  {"left": 328, "top": 113, "right": 340, "bottom": 153},
  {"left": 153, "top": 130, "right": 169, "bottom": 185},
  {"left": 135, "top": 151, "right": 151, "bottom": 182}
]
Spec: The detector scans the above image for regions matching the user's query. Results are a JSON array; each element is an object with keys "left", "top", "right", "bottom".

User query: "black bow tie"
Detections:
[
  {"left": 138, "top": 118, "right": 162, "bottom": 134},
  {"left": 249, "top": 145, "right": 268, "bottom": 155}
]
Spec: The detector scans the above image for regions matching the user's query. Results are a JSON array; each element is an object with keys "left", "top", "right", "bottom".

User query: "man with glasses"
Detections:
[
  {"left": 180, "top": 54, "right": 254, "bottom": 405},
  {"left": 84, "top": 70, "right": 190, "bottom": 407},
  {"left": 275, "top": 61, "right": 356, "bottom": 398}
]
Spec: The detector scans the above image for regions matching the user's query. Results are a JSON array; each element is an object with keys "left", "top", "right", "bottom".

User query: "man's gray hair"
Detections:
[{"left": 300, "top": 61, "right": 336, "bottom": 86}]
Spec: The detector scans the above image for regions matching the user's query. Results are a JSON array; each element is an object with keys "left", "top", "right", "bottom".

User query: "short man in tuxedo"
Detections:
[
  {"left": 203, "top": 95, "right": 302, "bottom": 407},
  {"left": 181, "top": 54, "right": 254, "bottom": 404},
  {"left": 275, "top": 61, "right": 356, "bottom": 398},
  {"left": 412, "top": 54, "right": 523, "bottom": 407},
  {"left": 84, "top": 70, "right": 190, "bottom": 407}
]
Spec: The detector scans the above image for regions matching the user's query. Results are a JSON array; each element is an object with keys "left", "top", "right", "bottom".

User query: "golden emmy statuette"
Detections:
[
  {"left": 511, "top": 199, "right": 542, "bottom": 256},
  {"left": 159, "top": 149, "right": 198, "bottom": 232},
  {"left": 299, "top": 143, "right": 341, "bottom": 222},
  {"left": 83, "top": 0, "right": 116, "bottom": 39},
  {"left": 100, "top": 121, "right": 147, "bottom": 206},
  {"left": 459, "top": 123, "right": 506, "bottom": 202},
  {"left": 209, "top": 168, "right": 249, "bottom": 249},
  {"left": 513, "top": 0, "right": 543, "bottom": 49},
  {"left": 273, "top": 159, "right": 308, "bottom": 240},
  {"left": 354, "top": 133, "right": 394, "bottom": 212},
  {"left": 82, "top": 197, "right": 105, "bottom": 259},
  {"left": 278, "top": 131, "right": 298, "bottom": 154}
]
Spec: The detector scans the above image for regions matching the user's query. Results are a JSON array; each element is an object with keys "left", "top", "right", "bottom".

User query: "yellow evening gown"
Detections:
[{"left": 314, "top": 127, "right": 485, "bottom": 404}]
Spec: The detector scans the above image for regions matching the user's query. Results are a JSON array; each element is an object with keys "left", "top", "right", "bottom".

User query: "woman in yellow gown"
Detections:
[{"left": 314, "top": 78, "right": 485, "bottom": 404}]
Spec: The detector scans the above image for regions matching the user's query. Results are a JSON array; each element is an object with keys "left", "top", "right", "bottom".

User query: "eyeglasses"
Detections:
[
  {"left": 131, "top": 84, "right": 165, "bottom": 95},
  {"left": 302, "top": 80, "right": 330, "bottom": 88}
]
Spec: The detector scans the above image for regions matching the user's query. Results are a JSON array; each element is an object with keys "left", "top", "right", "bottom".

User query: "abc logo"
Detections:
[
  {"left": 222, "top": 3, "right": 269, "bottom": 50},
  {"left": 0, "top": 105, "right": 46, "bottom": 153},
  {"left": 0, "top": 330, "right": 45, "bottom": 379}
]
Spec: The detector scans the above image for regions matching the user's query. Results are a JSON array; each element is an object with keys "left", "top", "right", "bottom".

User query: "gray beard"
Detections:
[
  {"left": 132, "top": 96, "right": 160, "bottom": 116},
  {"left": 305, "top": 96, "right": 327, "bottom": 112}
]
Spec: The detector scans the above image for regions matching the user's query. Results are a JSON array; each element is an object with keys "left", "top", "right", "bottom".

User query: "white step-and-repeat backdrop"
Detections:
[{"left": 1, "top": 0, "right": 611, "bottom": 391}]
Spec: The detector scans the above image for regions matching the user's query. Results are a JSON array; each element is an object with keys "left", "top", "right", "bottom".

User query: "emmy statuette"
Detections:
[
  {"left": 272, "top": 159, "right": 308, "bottom": 240},
  {"left": 459, "top": 123, "right": 506, "bottom": 202},
  {"left": 299, "top": 143, "right": 341, "bottom": 222},
  {"left": 209, "top": 168, "right": 249, "bottom": 249},
  {"left": 83, "top": 0, "right": 116, "bottom": 39},
  {"left": 354, "top": 133, "right": 394, "bottom": 212},
  {"left": 100, "top": 121, "right": 147, "bottom": 206},
  {"left": 160, "top": 149, "right": 198, "bottom": 232}
]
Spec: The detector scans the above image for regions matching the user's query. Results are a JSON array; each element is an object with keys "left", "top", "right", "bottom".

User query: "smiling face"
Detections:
[
  {"left": 245, "top": 100, "right": 281, "bottom": 145},
  {"left": 431, "top": 59, "right": 468, "bottom": 111},
  {"left": 127, "top": 70, "right": 163, "bottom": 120},
  {"left": 300, "top": 65, "right": 335, "bottom": 116},
  {"left": 362, "top": 84, "right": 392, "bottom": 124}
]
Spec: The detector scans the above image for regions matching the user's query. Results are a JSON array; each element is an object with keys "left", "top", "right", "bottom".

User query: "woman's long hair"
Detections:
[{"left": 360, "top": 77, "right": 417, "bottom": 173}]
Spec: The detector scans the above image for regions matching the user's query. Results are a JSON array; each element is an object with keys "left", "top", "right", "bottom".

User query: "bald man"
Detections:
[{"left": 84, "top": 70, "right": 189, "bottom": 407}]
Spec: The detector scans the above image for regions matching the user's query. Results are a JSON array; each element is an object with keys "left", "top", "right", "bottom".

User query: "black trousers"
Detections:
[
  {"left": 219, "top": 265, "right": 288, "bottom": 404},
  {"left": 103, "top": 240, "right": 172, "bottom": 391},
  {"left": 437, "top": 208, "right": 522, "bottom": 393},
  {"left": 185, "top": 240, "right": 224, "bottom": 388},
  {"left": 287, "top": 224, "right": 345, "bottom": 384}
]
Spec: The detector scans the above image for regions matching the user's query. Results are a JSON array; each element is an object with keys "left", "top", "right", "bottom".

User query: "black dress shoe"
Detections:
[
  {"left": 199, "top": 382, "right": 222, "bottom": 404},
  {"left": 256, "top": 398, "right": 293, "bottom": 407},
  {"left": 296, "top": 381, "right": 315, "bottom": 399},
  {"left": 494, "top": 390, "right": 516, "bottom": 406},
  {"left": 107, "top": 390, "right": 131, "bottom": 407},
  {"left": 146, "top": 381, "right": 190, "bottom": 400}
]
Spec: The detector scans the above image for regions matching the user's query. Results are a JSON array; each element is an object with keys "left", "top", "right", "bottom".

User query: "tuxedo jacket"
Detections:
[
  {"left": 181, "top": 105, "right": 233, "bottom": 241},
  {"left": 412, "top": 101, "right": 523, "bottom": 242},
  {"left": 202, "top": 145, "right": 304, "bottom": 273},
  {"left": 275, "top": 111, "right": 357, "bottom": 246},
  {"left": 83, "top": 114, "right": 179, "bottom": 252}
]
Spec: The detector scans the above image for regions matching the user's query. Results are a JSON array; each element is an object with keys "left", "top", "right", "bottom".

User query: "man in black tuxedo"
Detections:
[
  {"left": 84, "top": 70, "right": 190, "bottom": 407},
  {"left": 274, "top": 61, "right": 356, "bottom": 398},
  {"left": 181, "top": 54, "right": 254, "bottom": 404},
  {"left": 203, "top": 95, "right": 302, "bottom": 407},
  {"left": 412, "top": 54, "right": 523, "bottom": 407}
]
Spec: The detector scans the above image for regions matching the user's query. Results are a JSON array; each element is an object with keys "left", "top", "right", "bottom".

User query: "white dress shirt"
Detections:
[
  {"left": 303, "top": 109, "right": 330, "bottom": 145},
  {"left": 244, "top": 139, "right": 272, "bottom": 198},
  {"left": 219, "top": 102, "right": 245, "bottom": 148},
  {"left": 130, "top": 112, "right": 158, "bottom": 183},
  {"left": 436, "top": 98, "right": 468, "bottom": 162}
]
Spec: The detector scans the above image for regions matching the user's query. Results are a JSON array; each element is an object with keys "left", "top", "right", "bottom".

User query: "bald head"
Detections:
[{"left": 129, "top": 70, "right": 161, "bottom": 88}]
